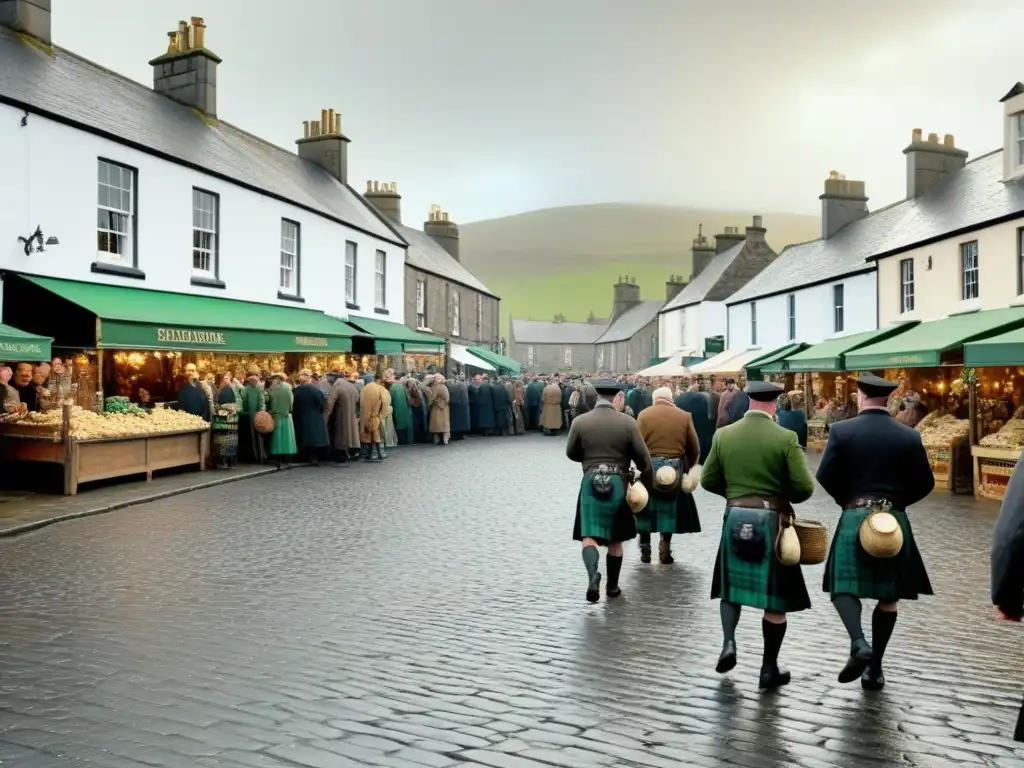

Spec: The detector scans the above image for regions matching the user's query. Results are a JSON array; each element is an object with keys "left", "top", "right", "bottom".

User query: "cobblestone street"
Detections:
[{"left": 2, "top": 433, "right": 1024, "bottom": 767}]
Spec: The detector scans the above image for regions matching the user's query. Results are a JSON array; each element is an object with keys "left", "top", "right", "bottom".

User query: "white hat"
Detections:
[{"left": 652, "top": 386, "right": 673, "bottom": 404}]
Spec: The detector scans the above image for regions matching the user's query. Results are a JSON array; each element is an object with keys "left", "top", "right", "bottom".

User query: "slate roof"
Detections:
[
  {"left": 661, "top": 242, "right": 744, "bottom": 312},
  {"left": 398, "top": 225, "right": 498, "bottom": 298},
  {"left": 0, "top": 25, "right": 402, "bottom": 245},
  {"left": 727, "top": 148, "right": 1024, "bottom": 305},
  {"left": 595, "top": 300, "right": 663, "bottom": 344},
  {"left": 511, "top": 318, "right": 608, "bottom": 345}
]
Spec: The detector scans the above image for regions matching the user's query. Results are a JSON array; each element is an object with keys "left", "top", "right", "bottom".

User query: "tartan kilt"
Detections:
[
  {"left": 710, "top": 506, "right": 811, "bottom": 613},
  {"left": 634, "top": 490, "right": 701, "bottom": 534},
  {"left": 822, "top": 508, "right": 933, "bottom": 600},
  {"left": 573, "top": 474, "right": 636, "bottom": 544}
]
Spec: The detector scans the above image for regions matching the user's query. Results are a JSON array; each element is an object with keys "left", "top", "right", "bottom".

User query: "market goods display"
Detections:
[
  {"left": 979, "top": 415, "right": 1024, "bottom": 450},
  {"left": 16, "top": 405, "right": 208, "bottom": 440},
  {"left": 104, "top": 395, "right": 146, "bottom": 416},
  {"left": 915, "top": 414, "right": 968, "bottom": 449}
]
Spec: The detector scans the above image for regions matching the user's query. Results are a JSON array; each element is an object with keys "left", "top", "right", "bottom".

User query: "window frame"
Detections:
[
  {"left": 527, "top": 345, "right": 535, "bottom": 367},
  {"left": 96, "top": 158, "right": 138, "bottom": 266},
  {"left": 900, "top": 258, "right": 915, "bottom": 313},
  {"left": 1018, "top": 229, "right": 1024, "bottom": 296},
  {"left": 476, "top": 294, "right": 483, "bottom": 338},
  {"left": 786, "top": 294, "right": 796, "bottom": 341},
  {"left": 191, "top": 188, "right": 219, "bottom": 279},
  {"left": 344, "top": 241, "right": 358, "bottom": 308},
  {"left": 833, "top": 283, "right": 844, "bottom": 333},
  {"left": 278, "top": 219, "right": 301, "bottom": 297},
  {"left": 564, "top": 347, "right": 572, "bottom": 366},
  {"left": 374, "top": 249, "right": 387, "bottom": 309},
  {"left": 1017, "top": 114, "right": 1024, "bottom": 167},
  {"left": 960, "top": 240, "right": 979, "bottom": 301},
  {"left": 597, "top": 346, "right": 604, "bottom": 369},
  {"left": 750, "top": 301, "right": 758, "bottom": 345},
  {"left": 415, "top": 279, "right": 427, "bottom": 328},
  {"left": 451, "top": 289, "right": 461, "bottom": 337}
]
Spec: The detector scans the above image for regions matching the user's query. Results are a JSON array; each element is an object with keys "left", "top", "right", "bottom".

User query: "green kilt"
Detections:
[
  {"left": 635, "top": 490, "right": 701, "bottom": 534},
  {"left": 823, "top": 507, "right": 932, "bottom": 600},
  {"left": 572, "top": 474, "right": 636, "bottom": 544},
  {"left": 269, "top": 414, "right": 298, "bottom": 457},
  {"left": 710, "top": 506, "right": 810, "bottom": 613}
]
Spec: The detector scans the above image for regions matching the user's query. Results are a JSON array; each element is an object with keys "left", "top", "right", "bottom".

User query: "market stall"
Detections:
[
  {"left": 466, "top": 346, "right": 522, "bottom": 375},
  {"left": 342, "top": 316, "right": 446, "bottom": 374},
  {"left": 688, "top": 346, "right": 764, "bottom": 376},
  {"left": 637, "top": 355, "right": 690, "bottom": 377},
  {"left": 744, "top": 342, "right": 806, "bottom": 382},
  {"left": 0, "top": 402, "right": 210, "bottom": 495},
  {"left": 449, "top": 343, "right": 495, "bottom": 372},
  {"left": 0, "top": 323, "right": 53, "bottom": 362}
]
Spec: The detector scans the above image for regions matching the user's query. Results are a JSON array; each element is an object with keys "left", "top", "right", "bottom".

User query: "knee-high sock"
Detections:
[
  {"left": 762, "top": 618, "right": 787, "bottom": 666},
  {"left": 871, "top": 608, "right": 897, "bottom": 667},
  {"left": 606, "top": 554, "right": 623, "bottom": 588},
  {"left": 832, "top": 594, "right": 865, "bottom": 643},
  {"left": 720, "top": 602, "right": 741, "bottom": 643},
  {"left": 661, "top": 532, "right": 673, "bottom": 545},
  {"left": 582, "top": 546, "right": 600, "bottom": 580},
  {"left": 638, "top": 532, "right": 652, "bottom": 546}
]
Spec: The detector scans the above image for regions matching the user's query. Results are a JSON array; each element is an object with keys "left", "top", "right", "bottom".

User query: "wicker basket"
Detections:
[
  {"left": 253, "top": 410, "right": 274, "bottom": 434},
  {"left": 793, "top": 519, "right": 828, "bottom": 565}
]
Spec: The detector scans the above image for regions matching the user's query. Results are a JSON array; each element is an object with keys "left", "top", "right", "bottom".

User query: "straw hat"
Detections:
[
  {"left": 777, "top": 525, "right": 801, "bottom": 566},
  {"left": 859, "top": 511, "right": 904, "bottom": 558},
  {"left": 626, "top": 482, "right": 649, "bottom": 514},
  {"left": 654, "top": 465, "right": 678, "bottom": 489}
]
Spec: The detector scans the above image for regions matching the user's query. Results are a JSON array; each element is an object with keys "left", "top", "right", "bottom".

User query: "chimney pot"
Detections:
[
  {"left": 1, "top": 0, "right": 53, "bottom": 44},
  {"left": 904, "top": 128, "right": 968, "bottom": 198},
  {"left": 176, "top": 20, "right": 189, "bottom": 52},
  {"left": 150, "top": 17, "right": 221, "bottom": 115},
  {"left": 752, "top": 214, "right": 763, "bottom": 228},
  {"left": 927, "top": 132, "right": 939, "bottom": 143},
  {"left": 425, "top": 205, "right": 460, "bottom": 261},
  {"left": 166, "top": 31, "right": 178, "bottom": 53},
  {"left": 912, "top": 128, "right": 922, "bottom": 141},
  {"left": 190, "top": 17, "right": 206, "bottom": 48},
  {"left": 944, "top": 133, "right": 955, "bottom": 147}
]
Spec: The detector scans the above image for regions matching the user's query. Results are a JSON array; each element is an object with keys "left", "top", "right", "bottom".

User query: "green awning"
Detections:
[
  {"left": 0, "top": 323, "right": 52, "bottom": 361},
  {"left": 965, "top": 326, "right": 1024, "bottom": 367},
  {"left": 846, "top": 307, "right": 1024, "bottom": 369},
  {"left": 745, "top": 343, "right": 806, "bottom": 374},
  {"left": 468, "top": 346, "right": 522, "bottom": 374},
  {"left": 784, "top": 324, "right": 919, "bottom": 372},
  {"left": 22, "top": 275, "right": 357, "bottom": 353},
  {"left": 343, "top": 316, "right": 445, "bottom": 354}
]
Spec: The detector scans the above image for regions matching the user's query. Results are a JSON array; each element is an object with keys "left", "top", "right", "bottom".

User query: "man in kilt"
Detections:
[
  {"left": 816, "top": 373, "right": 934, "bottom": 690},
  {"left": 702, "top": 380, "right": 816, "bottom": 689},
  {"left": 635, "top": 386, "right": 702, "bottom": 563},
  {"left": 567, "top": 379, "right": 653, "bottom": 603}
]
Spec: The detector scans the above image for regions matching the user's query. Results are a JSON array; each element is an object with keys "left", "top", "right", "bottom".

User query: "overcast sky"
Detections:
[{"left": 52, "top": 0, "right": 1024, "bottom": 224}]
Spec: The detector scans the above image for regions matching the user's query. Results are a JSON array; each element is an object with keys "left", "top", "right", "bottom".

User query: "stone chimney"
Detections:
[
  {"left": 424, "top": 205, "right": 460, "bottom": 262},
  {"left": 149, "top": 17, "right": 221, "bottom": 116},
  {"left": 715, "top": 225, "right": 745, "bottom": 254},
  {"left": 0, "top": 0, "right": 50, "bottom": 43},
  {"left": 691, "top": 224, "right": 716, "bottom": 278},
  {"left": 296, "top": 109, "right": 350, "bottom": 185},
  {"left": 745, "top": 214, "right": 766, "bottom": 244},
  {"left": 903, "top": 128, "right": 968, "bottom": 199},
  {"left": 364, "top": 181, "right": 401, "bottom": 225},
  {"left": 665, "top": 274, "right": 688, "bottom": 301},
  {"left": 612, "top": 276, "right": 641, "bottom": 321},
  {"left": 819, "top": 170, "right": 868, "bottom": 239}
]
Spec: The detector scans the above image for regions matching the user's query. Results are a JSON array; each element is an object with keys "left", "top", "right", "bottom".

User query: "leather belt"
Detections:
[
  {"left": 843, "top": 497, "right": 895, "bottom": 511},
  {"left": 727, "top": 495, "right": 779, "bottom": 511},
  {"left": 585, "top": 463, "right": 630, "bottom": 481}
]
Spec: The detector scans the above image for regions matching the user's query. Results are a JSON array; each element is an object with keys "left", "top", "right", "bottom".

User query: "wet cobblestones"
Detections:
[{"left": 1, "top": 434, "right": 1024, "bottom": 767}]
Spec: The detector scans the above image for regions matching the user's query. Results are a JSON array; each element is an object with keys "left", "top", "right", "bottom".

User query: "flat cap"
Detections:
[
  {"left": 591, "top": 378, "right": 624, "bottom": 395},
  {"left": 856, "top": 372, "right": 898, "bottom": 398},
  {"left": 746, "top": 380, "right": 784, "bottom": 402}
]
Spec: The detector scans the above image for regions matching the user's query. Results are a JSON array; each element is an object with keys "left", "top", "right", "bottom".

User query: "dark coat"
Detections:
[
  {"left": 993, "top": 462, "right": 1024, "bottom": 620},
  {"left": 177, "top": 381, "right": 210, "bottom": 422},
  {"left": 675, "top": 391, "right": 714, "bottom": 463},
  {"left": 815, "top": 408, "right": 934, "bottom": 509},
  {"left": 477, "top": 382, "right": 497, "bottom": 430},
  {"left": 493, "top": 381, "right": 510, "bottom": 429},
  {"left": 468, "top": 383, "right": 480, "bottom": 431},
  {"left": 566, "top": 402, "right": 653, "bottom": 484},
  {"left": 293, "top": 383, "right": 330, "bottom": 450},
  {"left": 561, "top": 384, "right": 572, "bottom": 413},
  {"left": 575, "top": 384, "right": 598, "bottom": 415},
  {"left": 635, "top": 387, "right": 653, "bottom": 418},
  {"left": 726, "top": 390, "right": 750, "bottom": 425},
  {"left": 524, "top": 381, "right": 543, "bottom": 429},
  {"left": 777, "top": 408, "right": 808, "bottom": 448},
  {"left": 448, "top": 382, "right": 471, "bottom": 433}
]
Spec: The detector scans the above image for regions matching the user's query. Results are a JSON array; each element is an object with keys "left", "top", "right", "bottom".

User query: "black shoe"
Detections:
[
  {"left": 640, "top": 544, "right": 652, "bottom": 564},
  {"left": 716, "top": 641, "right": 737, "bottom": 674},
  {"left": 758, "top": 664, "right": 791, "bottom": 690},
  {"left": 861, "top": 666, "right": 885, "bottom": 691},
  {"left": 607, "top": 584, "right": 622, "bottom": 599},
  {"left": 659, "top": 546, "right": 674, "bottom": 565},
  {"left": 838, "top": 638, "right": 873, "bottom": 684},
  {"left": 586, "top": 572, "right": 602, "bottom": 603}
]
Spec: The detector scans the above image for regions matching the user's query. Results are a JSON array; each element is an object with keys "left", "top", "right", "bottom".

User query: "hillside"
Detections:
[{"left": 459, "top": 203, "right": 820, "bottom": 335}]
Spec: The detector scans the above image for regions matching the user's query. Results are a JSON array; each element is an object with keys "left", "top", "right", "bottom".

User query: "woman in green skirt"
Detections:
[
  {"left": 267, "top": 373, "right": 297, "bottom": 467},
  {"left": 816, "top": 373, "right": 935, "bottom": 691},
  {"left": 635, "top": 387, "right": 702, "bottom": 563},
  {"left": 567, "top": 379, "right": 653, "bottom": 603}
]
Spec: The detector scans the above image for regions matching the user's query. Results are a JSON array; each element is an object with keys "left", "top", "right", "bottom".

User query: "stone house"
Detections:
[
  {"left": 508, "top": 314, "right": 604, "bottom": 374},
  {"left": 594, "top": 278, "right": 663, "bottom": 373}
]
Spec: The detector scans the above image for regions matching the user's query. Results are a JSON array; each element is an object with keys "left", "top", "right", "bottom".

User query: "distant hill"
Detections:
[{"left": 458, "top": 203, "right": 820, "bottom": 336}]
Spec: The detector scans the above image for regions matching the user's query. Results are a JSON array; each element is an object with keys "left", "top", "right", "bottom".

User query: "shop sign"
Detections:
[
  {"left": 878, "top": 353, "right": 928, "bottom": 366},
  {"left": 0, "top": 340, "right": 46, "bottom": 356},
  {"left": 157, "top": 327, "right": 227, "bottom": 345},
  {"left": 787, "top": 359, "right": 837, "bottom": 372},
  {"left": 295, "top": 336, "right": 328, "bottom": 347}
]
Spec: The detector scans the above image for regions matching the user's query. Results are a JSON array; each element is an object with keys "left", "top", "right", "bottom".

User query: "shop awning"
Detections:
[
  {"left": 21, "top": 275, "right": 359, "bottom": 353},
  {"left": 784, "top": 324, "right": 919, "bottom": 372},
  {"left": 467, "top": 346, "right": 522, "bottom": 374},
  {"left": 689, "top": 347, "right": 764, "bottom": 374},
  {"left": 0, "top": 323, "right": 52, "bottom": 361},
  {"left": 846, "top": 308, "right": 1024, "bottom": 369},
  {"left": 638, "top": 355, "right": 689, "bottom": 377},
  {"left": 965, "top": 326, "right": 1024, "bottom": 367},
  {"left": 343, "top": 316, "right": 446, "bottom": 354},
  {"left": 744, "top": 343, "right": 806, "bottom": 375},
  {"left": 450, "top": 343, "right": 495, "bottom": 371}
]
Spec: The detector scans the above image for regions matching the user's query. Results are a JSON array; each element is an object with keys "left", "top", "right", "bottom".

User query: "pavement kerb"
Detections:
[{"left": 0, "top": 465, "right": 289, "bottom": 539}]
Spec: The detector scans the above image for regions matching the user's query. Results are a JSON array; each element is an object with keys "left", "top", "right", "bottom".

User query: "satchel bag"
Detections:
[{"left": 253, "top": 410, "right": 274, "bottom": 434}]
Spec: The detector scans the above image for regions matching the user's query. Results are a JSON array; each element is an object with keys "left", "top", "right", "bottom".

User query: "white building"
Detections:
[
  {"left": 724, "top": 172, "right": 899, "bottom": 351},
  {"left": 658, "top": 217, "right": 777, "bottom": 358},
  {"left": 0, "top": 7, "right": 430, "bottom": 356}
]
